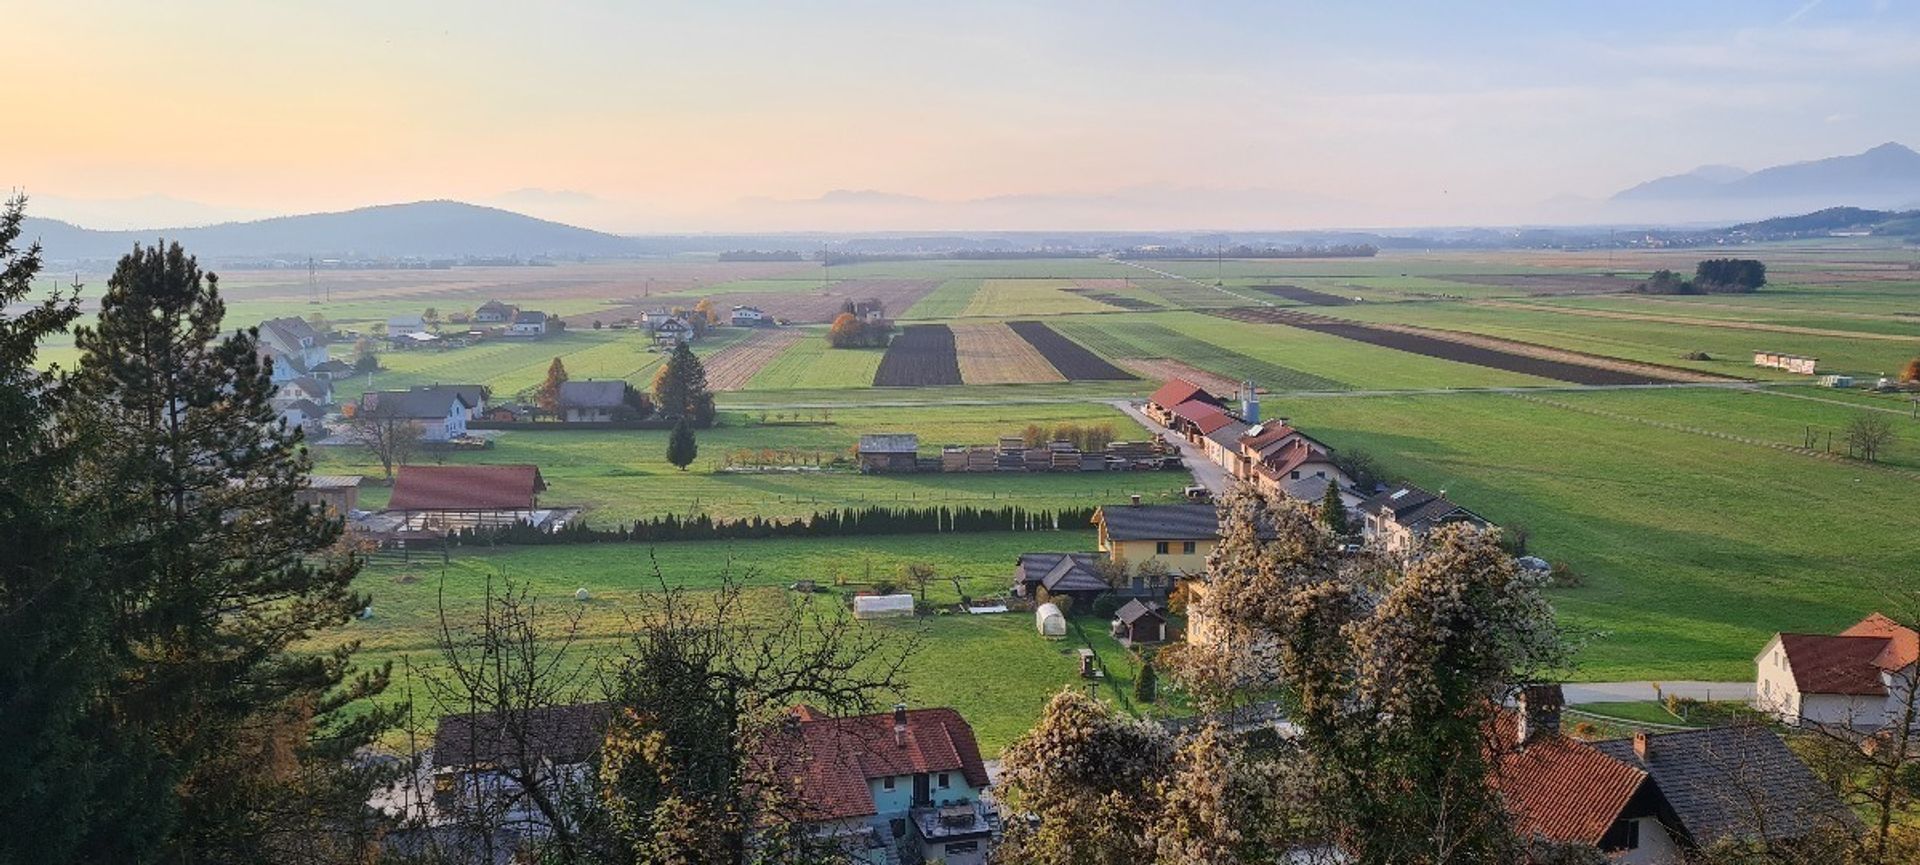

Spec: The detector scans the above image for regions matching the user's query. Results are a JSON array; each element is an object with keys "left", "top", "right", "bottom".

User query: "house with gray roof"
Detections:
[
  {"left": 1357, "top": 483, "right": 1490, "bottom": 559},
  {"left": 357, "top": 389, "right": 473, "bottom": 441},
  {"left": 556, "top": 379, "right": 644, "bottom": 422}
]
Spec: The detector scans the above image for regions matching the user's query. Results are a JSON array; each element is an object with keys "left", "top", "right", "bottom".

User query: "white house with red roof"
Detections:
[
  {"left": 765, "top": 704, "right": 995, "bottom": 865},
  {"left": 1755, "top": 612, "right": 1920, "bottom": 728}
]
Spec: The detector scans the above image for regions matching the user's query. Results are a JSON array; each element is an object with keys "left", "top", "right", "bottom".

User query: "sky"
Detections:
[{"left": 6, "top": 0, "right": 1919, "bottom": 232}]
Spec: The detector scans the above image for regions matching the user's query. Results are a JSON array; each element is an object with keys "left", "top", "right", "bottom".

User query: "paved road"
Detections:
[
  {"left": 1112, "top": 399, "right": 1230, "bottom": 495},
  {"left": 1562, "top": 681, "right": 1754, "bottom": 705}
]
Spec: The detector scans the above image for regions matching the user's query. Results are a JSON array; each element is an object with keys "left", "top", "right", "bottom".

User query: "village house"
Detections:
[
  {"left": 555, "top": 379, "right": 645, "bottom": 422},
  {"left": 277, "top": 375, "right": 334, "bottom": 406},
  {"left": 275, "top": 398, "right": 328, "bottom": 435},
  {"left": 1011, "top": 502, "right": 1221, "bottom": 611},
  {"left": 387, "top": 314, "right": 426, "bottom": 337},
  {"left": 768, "top": 704, "right": 995, "bottom": 865},
  {"left": 1496, "top": 686, "right": 1848, "bottom": 863},
  {"left": 357, "top": 389, "right": 472, "bottom": 441},
  {"left": 857, "top": 433, "right": 920, "bottom": 473},
  {"left": 729, "top": 304, "right": 768, "bottom": 326},
  {"left": 256, "top": 316, "right": 331, "bottom": 384},
  {"left": 310, "top": 357, "right": 355, "bottom": 380},
  {"left": 1357, "top": 483, "right": 1490, "bottom": 558},
  {"left": 430, "top": 702, "right": 609, "bottom": 836},
  {"left": 472, "top": 300, "right": 517, "bottom": 324},
  {"left": 1754, "top": 612, "right": 1918, "bottom": 728},
  {"left": 297, "top": 475, "right": 363, "bottom": 516},
  {"left": 404, "top": 384, "right": 490, "bottom": 421},
  {"left": 651, "top": 316, "right": 693, "bottom": 347},
  {"left": 1232, "top": 422, "right": 1357, "bottom": 505},
  {"left": 508, "top": 310, "right": 550, "bottom": 337},
  {"left": 849, "top": 299, "right": 886, "bottom": 323}
]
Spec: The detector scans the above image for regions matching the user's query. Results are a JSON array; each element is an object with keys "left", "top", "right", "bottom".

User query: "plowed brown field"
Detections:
[{"left": 703, "top": 328, "right": 807, "bottom": 391}]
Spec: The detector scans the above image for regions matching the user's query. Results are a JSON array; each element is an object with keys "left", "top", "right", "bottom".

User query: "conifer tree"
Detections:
[
  {"left": 537, "top": 356, "right": 569, "bottom": 415},
  {"left": 652, "top": 340, "right": 714, "bottom": 426},
  {"left": 666, "top": 415, "right": 698, "bottom": 470},
  {"left": 1319, "top": 480, "right": 1349, "bottom": 537},
  {"left": 68, "top": 241, "right": 393, "bottom": 862}
]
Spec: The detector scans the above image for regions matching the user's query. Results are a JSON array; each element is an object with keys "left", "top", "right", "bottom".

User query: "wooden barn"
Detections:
[
  {"left": 857, "top": 433, "right": 920, "bottom": 473},
  {"left": 385, "top": 464, "right": 552, "bottom": 533}
]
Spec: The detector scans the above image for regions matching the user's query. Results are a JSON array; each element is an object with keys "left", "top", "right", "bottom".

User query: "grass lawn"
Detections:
[
  {"left": 317, "top": 534, "right": 1170, "bottom": 754},
  {"left": 317, "top": 402, "right": 1190, "bottom": 522}
]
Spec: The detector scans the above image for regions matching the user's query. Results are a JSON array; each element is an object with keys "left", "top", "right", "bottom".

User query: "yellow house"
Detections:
[{"left": 1093, "top": 502, "right": 1223, "bottom": 575}]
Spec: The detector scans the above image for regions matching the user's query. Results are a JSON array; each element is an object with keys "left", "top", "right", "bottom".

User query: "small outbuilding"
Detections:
[
  {"left": 1035, "top": 602, "right": 1067, "bottom": 639},
  {"left": 852, "top": 593, "right": 915, "bottom": 620},
  {"left": 856, "top": 433, "right": 919, "bottom": 473},
  {"left": 1110, "top": 599, "right": 1167, "bottom": 646}
]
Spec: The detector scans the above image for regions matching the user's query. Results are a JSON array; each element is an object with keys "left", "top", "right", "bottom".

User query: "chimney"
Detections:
[
  {"left": 893, "top": 703, "right": 908, "bottom": 746},
  {"left": 1515, "top": 684, "right": 1564, "bottom": 745},
  {"left": 1129, "top": 494, "right": 1141, "bottom": 506},
  {"left": 1633, "top": 730, "right": 1651, "bottom": 761}
]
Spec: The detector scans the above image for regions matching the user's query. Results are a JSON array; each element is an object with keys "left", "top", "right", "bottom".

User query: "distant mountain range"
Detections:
[
  {"left": 1613, "top": 142, "right": 1920, "bottom": 209},
  {"left": 22, "top": 200, "right": 640, "bottom": 263}
]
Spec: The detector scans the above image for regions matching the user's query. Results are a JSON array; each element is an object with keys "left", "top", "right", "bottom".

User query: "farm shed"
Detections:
[
  {"left": 384, "top": 464, "right": 560, "bottom": 534},
  {"left": 298, "top": 475, "right": 363, "bottom": 516},
  {"left": 853, "top": 593, "right": 915, "bottom": 620},
  {"left": 1110, "top": 599, "right": 1167, "bottom": 646},
  {"left": 857, "top": 433, "right": 920, "bottom": 473},
  {"left": 1035, "top": 603, "right": 1067, "bottom": 638}
]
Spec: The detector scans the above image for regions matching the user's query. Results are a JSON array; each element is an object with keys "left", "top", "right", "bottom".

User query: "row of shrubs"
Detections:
[{"left": 444, "top": 504, "right": 1100, "bottom": 546}]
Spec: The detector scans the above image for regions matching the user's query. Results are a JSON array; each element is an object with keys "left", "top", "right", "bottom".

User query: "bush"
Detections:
[
  {"left": 871, "top": 580, "right": 898, "bottom": 596},
  {"left": 1051, "top": 595, "right": 1074, "bottom": 616},
  {"left": 1091, "top": 594, "right": 1124, "bottom": 618},
  {"left": 1682, "top": 351, "right": 1712, "bottom": 361}
]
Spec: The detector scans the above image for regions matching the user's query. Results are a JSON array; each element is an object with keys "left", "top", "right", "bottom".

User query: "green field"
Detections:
[
  {"left": 961, "top": 278, "right": 1114, "bottom": 317},
  {"left": 739, "top": 333, "right": 886, "bottom": 390}
]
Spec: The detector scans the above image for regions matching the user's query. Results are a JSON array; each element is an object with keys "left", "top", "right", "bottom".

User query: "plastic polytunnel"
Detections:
[
  {"left": 1035, "top": 603, "right": 1067, "bottom": 638},
  {"left": 852, "top": 593, "right": 916, "bottom": 620}
]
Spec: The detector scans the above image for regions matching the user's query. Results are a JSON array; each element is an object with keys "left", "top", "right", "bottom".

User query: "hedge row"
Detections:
[{"left": 447, "top": 504, "right": 1099, "bottom": 546}]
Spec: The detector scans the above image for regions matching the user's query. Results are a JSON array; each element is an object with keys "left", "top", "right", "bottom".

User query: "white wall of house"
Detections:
[
  {"left": 1613, "top": 816, "right": 1684, "bottom": 864},
  {"left": 1754, "top": 638, "right": 1801, "bottom": 722}
]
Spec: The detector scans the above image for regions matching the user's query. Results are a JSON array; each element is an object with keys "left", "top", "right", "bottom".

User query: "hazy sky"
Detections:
[{"left": 7, "top": 0, "right": 1918, "bottom": 231}]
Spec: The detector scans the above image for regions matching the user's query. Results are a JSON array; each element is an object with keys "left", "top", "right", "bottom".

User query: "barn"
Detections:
[
  {"left": 384, "top": 464, "right": 558, "bottom": 534},
  {"left": 857, "top": 433, "right": 920, "bottom": 473}
]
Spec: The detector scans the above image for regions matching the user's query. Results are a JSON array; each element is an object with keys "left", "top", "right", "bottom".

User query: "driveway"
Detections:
[
  {"left": 1112, "top": 399, "right": 1229, "bottom": 495},
  {"left": 1562, "top": 681, "right": 1754, "bottom": 705}
]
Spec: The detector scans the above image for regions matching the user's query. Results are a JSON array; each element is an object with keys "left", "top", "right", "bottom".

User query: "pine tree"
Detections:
[
  {"left": 1319, "top": 480, "right": 1349, "bottom": 537},
  {"left": 68, "top": 241, "right": 394, "bottom": 862},
  {"left": 0, "top": 195, "right": 115, "bottom": 863},
  {"left": 652, "top": 340, "right": 714, "bottom": 426},
  {"left": 667, "top": 416, "right": 698, "bottom": 471},
  {"left": 537, "top": 356, "right": 569, "bottom": 415},
  {"left": 1133, "top": 657, "right": 1158, "bottom": 704}
]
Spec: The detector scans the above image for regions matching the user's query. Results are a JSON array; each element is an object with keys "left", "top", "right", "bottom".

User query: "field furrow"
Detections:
[
  {"left": 703, "top": 328, "right": 807, "bottom": 390},
  {"left": 951, "top": 322, "right": 1067, "bottom": 384}
]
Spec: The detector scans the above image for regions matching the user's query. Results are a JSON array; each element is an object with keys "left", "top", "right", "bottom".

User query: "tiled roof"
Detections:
[
  {"left": 1096, "top": 503, "right": 1221, "bottom": 541},
  {"left": 1591, "top": 726, "right": 1849, "bottom": 848},
  {"left": 1238, "top": 423, "right": 1298, "bottom": 452},
  {"left": 360, "top": 389, "right": 470, "bottom": 420},
  {"left": 557, "top": 380, "right": 630, "bottom": 409},
  {"left": 1016, "top": 553, "right": 1108, "bottom": 594},
  {"left": 858, "top": 433, "right": 919, "bottom": 454},
  {"left": 1841, "top": 612, "right": 1920, "bottom": 671},
  {"left": 1169, "top": 400, "right": 1233, "bottom": 434},
  {"left": 432, "top": 702, "right": 610, "bottom": 769},
  {"left": 388, "top": 465, "right": 547, "bottom": 511},
  {"left": 763, "top": 707, "right": 989, "bottom": 822},
  {"left": 512, "top": 310, "right": 547, "bottom": 325},
  {"left": 1113, "top": 599, "right": 1164, "bottom": 624},
  {"left": 1777, "top": 633, "right": 1890, "bottom": 696},
  {"left": 1149, "top": 379, "right": 1218, "bottom": 410},
  {"left": 1204, "top": 419, "right": 1250, "bottom": 450},
  {"left": 312, "top": 358, "right": 354, "bottom": 374},
  {"left": 411, "top": 384, "right": 489, "bottom": 408},
  {"left": 1359, "top": 483, "right": 1488, "bottom": 532},
  {"left": 1491, "top": 715, "right": 1648, "bottom": 846}
]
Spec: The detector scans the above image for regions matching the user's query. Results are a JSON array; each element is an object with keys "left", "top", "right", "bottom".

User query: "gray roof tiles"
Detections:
[{"left": 1591, "top": 726, "right": 1850, "bottom": 847}]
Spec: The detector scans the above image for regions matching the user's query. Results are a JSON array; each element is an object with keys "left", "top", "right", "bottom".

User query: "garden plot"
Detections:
[
  {"left": 951, "top": 322, "right": 1066, "bottom": 385},
  {"left": 1005, "top": 321, "right": 1133, "bottom": 381},
  {"left": 703, "top": 328, "right": 808, "bottom": 391},
  {"left": 873, "top": 324, "right": 962, "bottom": 386}
]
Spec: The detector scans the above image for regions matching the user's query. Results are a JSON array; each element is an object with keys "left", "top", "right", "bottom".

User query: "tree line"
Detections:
[
  {"left": 1636, "top": 258, "right": 1768, "bottom": 295},
  {"left": 445, "top": 504, "right": 1099, "bottom": 546},
  {"left": 1116, "top": 243, "right": 1379, "bottom": 259}
]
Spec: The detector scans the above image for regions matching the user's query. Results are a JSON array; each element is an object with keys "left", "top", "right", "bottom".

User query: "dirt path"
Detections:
[{"left": 1477, "top": 299, "right": 1920, "bottom": 342}]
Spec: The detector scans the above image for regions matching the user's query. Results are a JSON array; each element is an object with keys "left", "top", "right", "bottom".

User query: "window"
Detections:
[
  {"left": 1290, "top": 470, "right": 1301, "bottom": 479},
  {"left": 883, "top": 776, "right": 895, "bottom": 790},
  {"left": 1155, "top": 541, "right": 1169, "bottom": 555},
  {"left": 938, "top": 772, "right": 950, "bottom": 788},
  {"left": 1182, "top": 541, "right": 1196, "bottom": 554},
  {"left": 945, "top": 841, "right": 978, "bottom": 854}
]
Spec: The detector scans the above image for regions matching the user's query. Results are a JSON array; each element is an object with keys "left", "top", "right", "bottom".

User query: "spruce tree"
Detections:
[
  {"left": 68, "top": 242, "right": 393, "bottom": 862},
  {"left": 667, "top": 415, "right": 698, "bottom": 470},
  {"left": 1133, "top": 657, "right": 1158, "bottom": 704},
  {"left": 652, "top": 340, "right": 714, "bottom": 426},
  {"left": 1319, "top": 480, "right": 1349, "bottom": 537},
  {"left": 0, "top": 195, "right": 116, "bottom": 863}
]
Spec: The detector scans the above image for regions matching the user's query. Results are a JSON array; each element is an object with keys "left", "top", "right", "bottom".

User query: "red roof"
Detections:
[
  {"left": 1149, "top": 379, "right": 1218, "bottom": 411},
  {"left": 1841, "top": 612, "right": 1920, "bottom": 671},
  {"left": 387, "top": 464, "right": 547, "bottom": 511},
  {"left": 1491, "top": 715, "right": 1648, "bottom": 845},
  {"left": 763, "top": 707, "right": 989, "bottom": 822},
  {"left": 1253, "top": 438, "right": 1332, "bottom": 479},
  {"left": 1239, "top": 423, "right": 1297, "bottom": 452},
  {"left": 1778, "top": 633, "right": 1892, "bottom": 696},
  {"left": 1169, "top": 400, "right": 1233, "bottom": 434}
]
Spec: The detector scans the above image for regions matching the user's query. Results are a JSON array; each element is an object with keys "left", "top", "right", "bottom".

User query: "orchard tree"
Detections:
[{"left": 68, "top": 241, "right": 394, "bottom": 863}]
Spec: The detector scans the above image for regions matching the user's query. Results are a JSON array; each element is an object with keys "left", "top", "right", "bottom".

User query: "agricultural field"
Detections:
[
  {"left": 1005, "top": 320, "right": 1133, "bottom": 380},
  {"left": 737, "top": 332, "right": 886, "bottom": 391},
  {"left": 951, "top": 322, "right": 1065, "bottom": 385},
  {"left": 899, "top": 278, "right": 982, "bottom": 319},
  {"left": 873, "top": 324, "right": 963, "bottom": 386},
  {"left": 703, "top": 327, "right": 807, "bottom": 391},
  {"left": 961, "top": 278, "right": 1117, "bottom": 317}
]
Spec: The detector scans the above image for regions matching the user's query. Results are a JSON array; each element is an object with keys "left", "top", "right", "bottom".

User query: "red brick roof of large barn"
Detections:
[
  {"left": 762, "top": 706, "right": 990, "bottom": 822},
  {"left": 1777, "top": 633, "right": 1894, "bottom": 696},
  {"left": 1841, "top": 612, "right": 1920, "bottom": 672},
  {"left": 1490, "top": 714, "right": 1649, "bottom": 846},
  {"left": 1149, "top": 379, "right": 1218, "bottom": 411},
  {"left": 388, "top": 464, "right": 547, "bottom": 511},
  {"left": 1170, "top": 400, "right": 1233, "bottom": 434}
]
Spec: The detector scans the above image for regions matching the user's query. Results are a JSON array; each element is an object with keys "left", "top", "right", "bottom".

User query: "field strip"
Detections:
[
  {"left": 1112, "top": 258, "right": 1274, "bottom": 307},
  {"left": 1616, "top": 294, "right": 1920, "bottom": 323},
  {"left": 1508, "top": 392, "right": 1920, "bottom": 481},
  {"left": 716, "top": 381, "right": 1772, "bottom": 410},
  {"left": 1115, "top": 359, "right": 1242, "bottom": 395},
  {"left": 703, "top": 328, "right": 807, "bottom": 391},
  {"left": 1214, "top": 308, "right": 1731, "bottom": 385},
  {"left": 1476, "top": 299, "right": 1920, "bottom": 342},
  {"left": 951, "top": 322, "right": 1066, "bottom": 385},
  {"left": 1749, "top": 388, "right": 1920, "bottom": 416}
]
